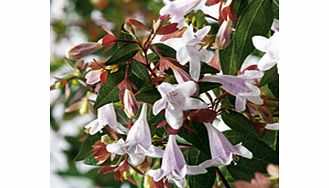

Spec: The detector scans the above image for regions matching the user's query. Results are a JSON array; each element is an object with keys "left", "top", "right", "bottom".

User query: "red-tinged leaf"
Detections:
[
  {"left": 98, "top": 20, "right": 114, "bottom": 35},
  {"left": 160, "top": 14, "right": 170, "bottom": 21},
  {"left": 100, "top": 71, "right": 108, "bottom": 85},
  {"left": 159, "top": 57, "right": 171, "bottom": 72},
  {"left": 98, "top": 166, "right": 116, "bottom": 174},
  {"left": 189, "top": 109, "right": 218, "bottom": 123},
  {"left": 160, "top": 28, "right": 186, "bottom": 42},
  {"left": 133, "top": 53, "right": 147, "bottom": 65},
  {"left": 102, "top": 34, "right": 117, "bottom": 46},
  {"left": 127, "top": 18, "right": 148, "bottom": 31},
  {"left": 205, "top": 0, "right": 220, "bottom": 6},
  {"left": 157, "top": 23, "right": 179, "bottom": 35},
  {"left": 208, "top": 51, "right": 221, "bottom": 71}
]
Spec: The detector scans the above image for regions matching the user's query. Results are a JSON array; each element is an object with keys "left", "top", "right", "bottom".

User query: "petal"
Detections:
[
  {"left": 257, "top": 53, "right": 277, "bottom": 71},
  {"left": 182, "top": 25, "right": 195, "bottom": 43},
  {"left": 172, "top": 177, "right": 187, "bottom": 188},
  {"left": 233, "top": 143, "right": 253, "bottom": 159},
  {"left": 144, "top": 145, "right": 164, "bottom": 158},
  {"left": 176, "top": 80, "right": 197, "bottom": 97},
  {"left": 158, "top": 82, "right": 175, "bottom": 98},
  {"left": 199, "top": 48, "right": 214, "bottom": 63},
  {"left": 128, "top": 152, "right": 146, "bottom": 166},
  {"left": 85, "top": 120, "right": 103, "bottom": 135},
  {"left": 183, "top": 98, "right": 207, "bottom": 110},
  {"left": 148, "top": 169, "right": 166, "bottom": 182},
  {"left": 265, "top": 122, "right": 279, "bottom": 130},
  {"left": 164, "top": 38, "right": 185, "bottom": 51},
  {"left": 109, "top": 122, "right": 128, "bottom": 134},
  {"left": 235, "top": 95, "right": 247, "bottom": 112},
  {"left": 271, "top": 19, "right": 279, "bottom": 32},
  {"left": 186, "top": 165, "right": 207, "bottom": 175},
  {"left": 200, "top": 159, "right": 223, "bottom": 168},
  {"left": 85, "top": 70, "right": 102, "bottom": 85},
  {"left": 177, "top": 47, "right": 190, "bottom": 65},
  {"left": 152, "top": 98, "right": 167, "bottom": 115},
  {"left": 252, "top": 36, "right": 270, "bottom": 52},
  {"left": 106, "top": 139, "right": 126, "bottom": 155},
  {"left": 189, "top": 58, "right": 201, "bottom": 80},
  {"left": 165, "top": 107, "right": 184, "bottom": 129},
  {"left": 195, "top": 26, "right": 211, "bottom": 41},
  {"left": 97, "top": 103, "right": 116, "bottom": 126}
]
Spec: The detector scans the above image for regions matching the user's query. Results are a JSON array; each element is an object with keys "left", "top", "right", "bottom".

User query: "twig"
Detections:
[{"left": 215, "top": 167, "right": 231, "bottom": 188}]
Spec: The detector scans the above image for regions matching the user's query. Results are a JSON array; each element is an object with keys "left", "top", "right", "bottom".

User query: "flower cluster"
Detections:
[{"left": 53, "top": 0, "right": 279, "bottom": 187}]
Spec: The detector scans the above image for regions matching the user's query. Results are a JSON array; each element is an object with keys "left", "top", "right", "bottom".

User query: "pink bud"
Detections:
[
  {"left": 123, "top": 89, "right": 139, "bottom": 118},
  {"left": 65, "top": 42, "right": 102, "bottom": 60},
  {"left": 215, "top": 18, "right": 233, "bottom": 49},
  {"left": 170, "top": 65, "right": 192, "bottom": 84}
]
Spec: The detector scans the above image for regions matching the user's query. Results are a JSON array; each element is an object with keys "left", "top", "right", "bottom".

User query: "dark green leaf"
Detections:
[
  {"left": 135, "top": 84, "right": 161, "bottom": 104},
  {"left": 260, "top": 65, "right": 279, "bottom": 86},
  {"left": 221, "top": 110, "right": 258, "bottom": 137},
  {"left": 83, "top": 155, "right": 98, "bottom": 165},
  {"left": 131, "top": 61, "right": 151, "bottom": 82},
  {"left": 269, "top": 80, "right": 279, "bottom": 98},
  {"left": 152, "top": 43, "right": 176, "bottom": 58},
  {"left": 94, "top": 67, "right": 125, "bottom": 109},
  {"left": 273, "top": 0, "right": 279, "bottom": 19},
  {"left": 220, "top": 0, "right": 273, "bottom": 75},
  {"left": 198, "top": 82, "right": 219, "bottom": 94},
  {"left": 105, "top": 43, "right": 140, "bottom": 65}
]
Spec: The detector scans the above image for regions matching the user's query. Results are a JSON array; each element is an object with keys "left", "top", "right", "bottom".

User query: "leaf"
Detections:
[
  {"left": 157, "top": 23, "right": 179, "bottom": 35},
  {"left": 220, "top": 0, "right": 273, "bottom": 75},
  {"left": 135, "top": 84, "right": 161, "bottom": 104},
  {"left": 179, "top": 121, "right": 211, "bottom": 156},
  {"left": 198, "top": 82, "right": 219, "bottom": 94},
  {"left": 223, "top": 130, "right": 279, "bottom": 181},
  {"left": 83, "top": 155, "right": 98, "bottom": 166},
  {"left": 268, "top": 80, "right": 279, "bottom": 98},
  {"left": 94, "top": 66, "right": 126, "bottom": 109},
  {"left": 221, "top": 110, "right": 259, "bottom": 137},
  {"left": 105, "top": 43, "right": 140, "bottom": 65},
  {"left": 272, "top": 0, "right": 279, "bottom": 19},
  {"left": 152, "top": 43, "right": 176, "bottom": 58},
  {"left": 259, "top": 65, "right": 279, "bottom": 86},
  {"left": 186, "top": 148, "right": 216, "bottom": 188},
  {"left": 130, "top": 61, "right": 150, "bottom": 82},
  {"left": 75, "top": 134, "right": 101, "bottom": 161}
]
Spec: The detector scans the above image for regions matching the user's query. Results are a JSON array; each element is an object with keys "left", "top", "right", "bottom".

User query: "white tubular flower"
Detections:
[
  {"left": 201, "top": 75, "right": 263, "bottom": 112},
  {"left": 148, "top": 135, "right": 207, "bottom": 188},
  {"left": 160, "top": 0, "right": 202, "bottom": 29},
  {"left": 164, "top": 25, "right": 213, "bottom": 80},
  {"left": 85, "top": 103, "right": 128, "bottom": 135},
  {"left": 152, "top": 81, "right": 207, "bottom": 129},
  {"left": 200, "top": 123, "right": 252, "bottom": 168},
  {"left": 106, "top": 104, "right": 163, "bottom": 166}
]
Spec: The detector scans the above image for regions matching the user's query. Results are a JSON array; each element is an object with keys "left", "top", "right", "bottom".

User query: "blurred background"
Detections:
[{"left": 50, "top": 0, "right": 163, "bottom": 187}]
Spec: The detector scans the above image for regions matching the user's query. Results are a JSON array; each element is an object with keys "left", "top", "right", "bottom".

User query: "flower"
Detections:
[
  {"left": 85, "top": 69, "right": 106, "bottom": 85},
  {"left": 148, "top": 135, "right": 207, "bottom": 188},
  {"left": 65, "top": 42, "right": 102, "bottom": 60},
  {"left": 215, "top": 17, "right": 233, "bottom": 49},
  {"left": 201, "top": 74, "right": 263, "bottom": 112},
  {"left": 152, "top": 81, "right": 207, "bottom": 129},
  {"left": 200, "top": 123, "right": 252, "bottom": 168},
  {"left": 106, "top": 104, "right": 164, "bottom": 166},
  {"left": 160, "top": 0, "right": 202, "bottom": 29},
  {"left": 265, "top": 122, "right": 279, "bottom": 130},
  {"left": 85, "top": 103, "right": 128, "bottom": 135},
  {"left": 252, "top": 20, "right": 279, "bottom": 71},
  {"left": 164, "top": 25, "right": 213, "bottom": 80},
  {"left": 123, "top": 89, "right": 139, "bottom": 118}
]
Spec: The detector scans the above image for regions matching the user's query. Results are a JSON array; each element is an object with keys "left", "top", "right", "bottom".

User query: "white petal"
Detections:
[
  {"left": 195, "top": 26, "right": 211, "bottom": 41},
  {"left": 85, "top": 120, "right": 102, "bottom": 135},
  {"left": 177, "top": 47, "right": 190, "bottom": 65},
  {"left": 144, "top": 145, "right": 164, "bottom": 158},
  {"left": 252, "top": 36, "right": 270, "bottom": 52},
  {"left": 182, "top": 24, "right": 195, "bottom": 43},
  {"left": 183, "top": 98, "right": 207, "bottom": 110},
  {"left": 176, "top": 80, "right": 197, "bottom": 97},
  {"left": 128, "top": 152, "right": 145, "bottom": 166},
  {"left": 97, "top": 103, "right": 116, "bottom": 126},
  {"left": 199, "top": 48, "right": 213, "bottom": 64},
  {"left": 258, "top": 52, "right": 277, "bottom": 71},
  {"left": 164, "top": 38, "right": 185, "bottom": 51},
  {"left": 158, "top": 82, "right": 176, "bottom": 98},
  {"left": 85, "top": 70, "right": 102, "bottom": 85},
  {"left": 172, "top": 177, "right": 187, "bottom": 188},
  {"left": 152, "top": 98, "right": 167, "bottom": 115},
  {"left": 189, "top": 58, "right": 201, "bottom": 80},
  {"left": 186, "top": 165, "right": 207, "bottom": 175},
  {"left": 271, "top": 19, "right": 279, "bottom": 32},
  {"left": 165, "top": 107, "right": 184, "bottom": 129},
  {"left": 106, "top": 139, "right": 126, "bottom": 155},
  {"left": 265, "top": 122, "right": 279, "bottom": 130},
  {"left": 109, "top": 122, "right": 128, "bottom": 134},
  {"left": 235, "top": 95, "right": 246, "bottom": 112},
  {"left": 200, "top": 159, "right": 222, "bottom": 168},
  {"left": 148, "top": 169, "right": 166, "bottom": 182},
  {"left": 233, "top": 143, "right": 253, "bottom": 159}
]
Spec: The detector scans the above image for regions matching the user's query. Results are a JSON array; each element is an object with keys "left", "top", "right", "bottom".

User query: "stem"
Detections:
[
  {"left": 215, "top": 167, "right": 231, "bottom": 188},
  {"left": 205, "top": 14, "right": 218, "bottom": 22}
]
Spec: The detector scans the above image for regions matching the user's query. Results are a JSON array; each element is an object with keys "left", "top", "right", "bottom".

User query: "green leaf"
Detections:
[
  {"left": 273, "top": 0, "right": 279, "bottom": 19},
  {"left": 187, "top": 148, "right": 216, "bottom": 188},
  {"left": 220, "top": 0, "right": 273, "bottom": 75},
  {"left": 224, "top": 130, "right": 279, "bottom": 180},
  {"left": 83, "top": 155, "right": 98, "bottom": 166},
  {"left": 135, "top": 84, "right": 161, "bottom": 104},
  {"left": 131, "top": 61, "right": 151, "bottom": 82},
  {"left": 179, "top": 121, "right": 211, "bottom": 156},
  {"left": 75, "top": 133, "right": 101, "bottom": 161},
  {"left": 152, "top": 43, "right": 176, "bottom": 58},
  {"left": 198, "top": 82, "right": 219, "bottom": 94},
  {"left": 94, "top": 67, "right": 126, "bottom": 109},
  {"left": 260, "top": 65, "right": 279, "bottom": 86},
  {"left": 221, "top": 110, "right": 259, "bottom": 137},
  {"left": 105, "top": 43, "right": 140, "bottom": 65},
  {"left": 269, "top": 80, "right": 279, "bottom": 98}
]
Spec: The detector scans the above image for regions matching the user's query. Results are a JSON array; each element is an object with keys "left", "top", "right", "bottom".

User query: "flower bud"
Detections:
[
  {"left": 65, "top": 42, "right": 102, "bottom": 60},
  {"left": 170, "top": 64, "right": 192, "bottom": 84},
  {"left": 123, "top": 89, "right": 139, "bottom": 118},
  {"left": 215, "top": 18, "right": 233, "bottom": 49}
]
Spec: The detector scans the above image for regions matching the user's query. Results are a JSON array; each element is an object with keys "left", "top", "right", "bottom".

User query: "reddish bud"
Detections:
[
  {"left": 65, "top": 42, "right": 102, "bottom": 60},
  {"left": 205, "top": 0, "right": 220, "bottom": 6},
  {"left": 123, "top": 89, "right": 139, "bottom": 118},
  {"left": 170, "top": 64, "right": 192, "bottom": 84},
  {"left": 157, "top": 23, "right": 179, "bottom": 35},
  {"left": 189, "top": 109, "right": 217, "bottom": 123}
]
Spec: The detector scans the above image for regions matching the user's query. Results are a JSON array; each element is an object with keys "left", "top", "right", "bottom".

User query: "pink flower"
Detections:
[{"left": 65, "top": 42, "right": 102, "bottom": 60}]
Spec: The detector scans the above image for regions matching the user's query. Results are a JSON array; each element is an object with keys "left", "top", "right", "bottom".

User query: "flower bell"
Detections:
[
  {"left": 152, "top": 81, "right": 207, "bottom": 129},
  {"left": 148, "top": 134, "right": 207, "bottom": 188},
  {"left": 106, "top": 104, "right": 163, "bottom": 166},
  {"left": 200, "top": 123, "right": 252, "bottom": 168},
  {"left": 85, "top": 103, "right": 128, "bottom": 135}
]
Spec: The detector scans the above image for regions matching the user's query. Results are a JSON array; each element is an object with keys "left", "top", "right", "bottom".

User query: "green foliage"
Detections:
[{"left": 220, "top": 0, "right": 274, "bottom": 75}]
